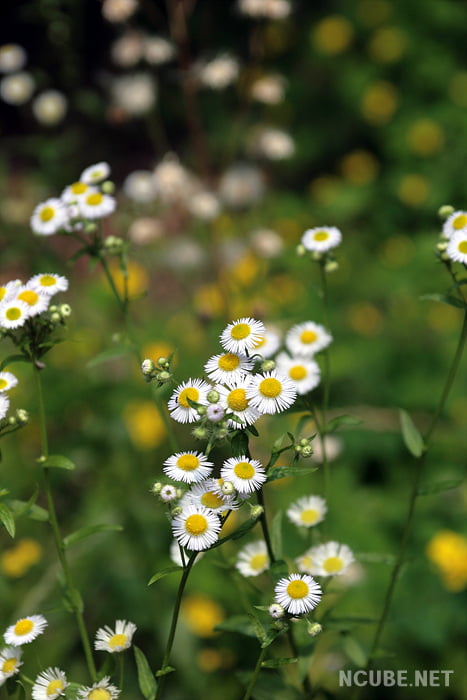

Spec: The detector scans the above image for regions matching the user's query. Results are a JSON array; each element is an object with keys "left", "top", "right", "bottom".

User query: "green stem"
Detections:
[
  {"left": 318, "top": 264, "right": 331, "bottom": 503},
  {"left": 118, "top": 653, "right": 124, "bottom": 691},
  {"left": 256, "top": 489, "right": 275, "bottom": 564},
  {"left": 242, "top": 646, "right": 267, "bottom": 700},
  {"left": 33, "top": 365, "right": 97, "bottom": 682}
]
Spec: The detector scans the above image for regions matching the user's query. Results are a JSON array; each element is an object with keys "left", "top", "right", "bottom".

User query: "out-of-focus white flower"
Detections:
[
  {"left": 102, "top": 0, "right": 138, "bottom": 23},
  {"left": 250, "top": 74, "right": 285, "bottom": 104},
  {"left": 238, "top": 0, "right": 291, "bottom": 19},
  {"left": 123, "top": 170, "right": 157, "bottom": 203},
  {"left": 128, "top": 217, "right": 163, "bottom": 245},
  {"left": 255, "top": 128, "right": 295, "bottom": 160},
  {"left": 32, "top": 90, "right": 67, "bottom": 126},
  {"left": 153, "top": 154, "right": 193, "bottom": 202},
  {"left": 198, "top": 54, "right": 239, "bottom": 90},
  {"left": 311, "top": 435, "right": 343, "bottom": 463},
  {"left": 111, "top": 73, "right": 156, "bottom": 116},
  {"left": 111, "top": 32, "right": 144, "bottom": 67},
  {"left": 250, "top": 228, "right": 284, "bottom": 258},
  {"left": 0, "top": 71, "right": 35, "bottom": 105},
  {"left": 187, "top": 190, "right": 221, "bottom": 221},
  {"left": 0, "top": 44, "right": 27, "bottom": 74},
  {"left": 162, "top": 238, "right": 205, "bottom": 270},
  {"left": 144, "top": 36, "right": 175, "bottom": 65},
  {"left": 219, "top": 163, "right": 265, "bottom": 209}
]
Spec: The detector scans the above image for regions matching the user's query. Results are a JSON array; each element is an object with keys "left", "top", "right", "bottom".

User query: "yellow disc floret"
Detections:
[
  {"left": 323, "top": 556, "right": 344, "bottom": 574},
  {"left": 227, "top": 388, "right": 249, "bottom": 411},
  {"left": 185, "top": 514, "right": 208, "bottom": 535},
  {"left": 300, "top": 330, "right": 318, "bottom": 344},
  {"left": 40, "top": 206, "right": 55, "bottom": 222},
  {"left": 259, "top": 377, "right": 281, "bottom": 398},
  {"left": 14, "top": 619, "right": 34, "bottom": 636},
  {"left": 287, "top": 580, "right": 309, "bottom": 599},
  {"left": 218, "top": 353, "right": 241, "bottom": 371},
  {"left": 177, "top": 454, "right": 200, "bottom": 471},
  {"left": 289, "top": 366, "right": 307, "bottom": 380},
  {"left": 230, "top": 323, "right": 250, "bottom": 340},
  {"left": 233, "top": 461, "right": 255, "bottom": 479},
  {"left": 178, "top": 387, "right": 199, "bottom": 407}
]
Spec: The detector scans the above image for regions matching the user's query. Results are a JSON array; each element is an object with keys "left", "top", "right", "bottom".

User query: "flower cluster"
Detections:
[
  {"left": 0, "top": 274, "right": 69, "bottom": 331},
  {"left": 438, "top": 207, "right": 467, "bottom": 265}
]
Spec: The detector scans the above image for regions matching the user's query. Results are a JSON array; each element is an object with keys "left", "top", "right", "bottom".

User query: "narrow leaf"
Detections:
[
  {"left": 324, "top": 414, "right": 363, "bottom": 433},
  {"left": 0, "top": 503, "right": 15, "bottom": 537},
  {"left": 215, "top": 615, "right": 257, "bottom": 637},
  {"left": 134, "top": 646, "right": 157, "bottom": 700},
  {"left": 341, "top": 634, "right": 367, "bottom": 668},
  {"left": 63, "top": 524, "right": 123, "bottom": 548},
  {"left": 399, "top": 409, "right": 425, "bottom": 457},
  {"left": 0, "top": 354, "right": 29, "bottom": 371},
  {"left": 271, "top": 510, "right": 283, "bottom": 559},
  {"left": 417, "top": 478, "right": 463, "bottom": 495},
  {"left": 420, "top": 293, "right": 466, "bottom": 309},
  {"left": 86, "top": 346, "right": 131, "bottom": 369},
  {"left": 155, "top": 666, "right": 175, "bottom": 678},
  {"left": 148, "top": 566, "right": 182, "bottom": 586},
  {"left": 269, "top": 559, "right": 289, "bottom": 580},
  {"left": 40, "top": 454, "right": 75, "bottom": 470},
  {"left": 267, "top": 466, "right": 318, "bottom": 482},
  {"left": 262, "top": 657, "right": 297, "bottom": 668}
]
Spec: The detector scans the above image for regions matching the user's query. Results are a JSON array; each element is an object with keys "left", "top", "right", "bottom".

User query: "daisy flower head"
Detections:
[
  {"left": 204, "top": 351, "right": 254, "bottom": 386},
  {"left": 220, "top": 456, "right": 266, "bottom": 494},
  {"left": 0, "top": 299, "right": 30, "bottom": 329},
  {"left": 246, "top": 370, "right": 297, "bottom": 415},
  {"left": 285, "top": 321, "right": 332, "bottom": 357},
  {"left": 220, "top": 317, "right": 266, "bottom": 354},
  {"left": 163, "top": 451, "right": 213, "bottom": 484},
  {"left": 236, "top": 541, "right": 270, "bottom": 577},
  {"left": 168, "top": 378, "right": 212, "bottom": 423},
  {"left": 216, "top": 378, "right": 261, "bottom": 427},
  {"left": 28, "top": 273, "right": 69, "bottom": 296},
  {"left": 287, "top": 495, "right": 327, "bottom": 528},
  {"left": 32, "top": 667, "right": 68, "bottom": 700},
  {"left": 307, "top": 541, "right": 355, "bottom": 577},
  {"left": 442, "top": 210, "right": 467, "bottom": 240},
  {"left": 0, "top": 279, "right": 21, "bottom": 303},
  {"left": 77, "top": 676, "right": 120, "bottom": 700},
  {"left": 80, "top": 162, "right": 111, "bottom": 185},
  {"left": 0, "top": 371, "right": 18, "bottom": 392},
  {"left": 172, "top": 504, "right": 221, "bottom": 551},
  {"left": 77, "top": 191, "right": 116, "bottom": 220},
  {"left": 274, "top": 573, "right": 322, "bottom": 616},
  {"left": 184, "top": 479, "right": 238, "bottom": 513},
  {"left": 301, "top": 226, "right": 342, "bottom": 254},
  {"left": 250, "top": 327, "right": 281, "bottom": 359},
  {"left": 295, "top": 549, "right": 314, "bottom": 574},
  {"left": 14, "top": 285, "right": 50, "bottom": 317},
  {"left": 4, "top": 614, "right": 48, "bottom": 646},
  {"left": 0, "top": 394, "right": 10, "bottom": 420},
  {"left": 447, "top": 230, "right": 467, "bottom": 265},
  {"left": 30, "top": 198, "right": 68, "bottom": 236},
  {"left": 0, "top": 646, "right": 22, "bottom": 683},
  {"left": 275, "top": 352, "right": 321, "bottom": 395},
  {"left": 61, "top": 181, "right": 97, "bottom": 204},
  {"left": 94, "top": 620, "right": 137, "bottom": 653}
]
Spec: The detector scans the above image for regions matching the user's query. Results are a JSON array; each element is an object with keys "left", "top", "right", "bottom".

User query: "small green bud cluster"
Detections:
[
  {"left": 294, "top": 437, "right": 314, "bottom": 458},
  {"left": 104, "top": 235, "right": 125, "bottom": 255},
  {"left": 141, "top": 356, "right": 173, "bottom": 386},
  {"left": 49, "top": 304, "right": 72, "bottom": 325}
]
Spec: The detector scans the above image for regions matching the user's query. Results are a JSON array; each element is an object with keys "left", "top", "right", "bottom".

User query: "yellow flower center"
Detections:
[
  {"left": 253, "top": 336, "right": 266, "bottom": 348},
  {"left": 227, "top": 388, "right": 249, "bottom": 411},
  {"left": 178, "top": 387, "right": 199, "bottom": 407},
  {"left": 457, "top": 241, "right": 467, "bottom": 254},
  {"left": 233, "top": 461, "right": 255, "bottom": 479},
  {"left": 2, "top": 658, "right": 17, "bottom": 674},
  {"left": 230, "top": 323, "right": 250, "bottom": 340},
  {"left": 323, "top": 556, "right": 344, "bottom": 573},
  {"left": 201, "top": 492, "right": 224, "bottom": 509},
  {"left": 18, "top": 290, "right": 39, "bottom": 306},
  {"left": 300, "top": 330, "right": 318, "bottom": 344},
  {"left": 86, "top": 192, "right": 104, "bottom": 206},
  {"left": 70, "top": 181, "right": 88, "bottom": 195},
  {"left": 259, "top": 377, "right": 281, "bottom": 398},
  {"left": 6, "top": 307, "right": 22, "bottom": 321},
  {"left": 299, "top": 555, "right": 313, "bottom": 570},
  {"left": 218, "top": 353, "right": 240, "bottom": 371},
  {"left": 14, "top": 618, "right": 34, "bottom": 636},
  {"left": 88, "top": 689, "right": 112, "bottom": 700},
  {"left": 287, "top": 580, "right": 309, "bottom": 599},
  {"left": 39, "top": 275, "right": 57, "bottom": 287},
  {"left": 46, "top": 679, "right": 65, "bottom": 696},
  {"left": 185, "top": 514, "right": 208, "bottom": 535},
  {"left": 453, "top": 214, "right": 467, "bottom": 230},
  {"left": 289, "top": 365, "right": 307, "bottom": 380},
  {"left": 300, "top": 509, "right": 319, "bottom": 525},
  {"left": 0, "top": 379, "right": 7, "bottom": 390},
  {"left": 313, "top": 230, "right": 330, "bottom": 241},
  {"left": 250, "top": 553, "right": 268, "bottom": 571},
  {"left": 108, "top": 633, "right": 127, "bottom": 650},
  {"left": 0, "top": 287, "right": 6, "bottom": 300},
  {"left": 176, "top": 454, "right": 200, "bottom": 471},
  {"left": 40, "top": 206, "right": 55, "bottom": 222}
]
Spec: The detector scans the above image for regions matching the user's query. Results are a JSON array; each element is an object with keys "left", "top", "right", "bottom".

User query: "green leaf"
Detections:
[
  {"left": 246, "top": 424, "right": 259, "bottom": 437},
  {"left": 40, "top": 454, "right": 75, "bottom": 470},
  {"left": 63, "top": 524, "right": 123, "bottom": 549},
  {"left": 270, "top": 559, "right": 289, "bottom": 580},
  {"left": 86, "top": 345, "right": 132, "bottom": 369},
  {"left": 420, "top": 293, "right": 466, "bottom": 310},
  {"left": 327, "top": 616, "right": 378, "bottom": 627},
  {"left": 0, "top": 354, "right": 29, "bottom": 371},
  {"left": 134, "top": 646, "right": 157, "bottom": 700},
  {"left": 267, "top": 465, "right": 318, "bottom": 482},
  {"left": 211, "top": 517, "right": 259, "bottom": 549},
  {"left": 0, "top": 503, "right": 15, "bottom": 537},
  {"left": 272, "top": 433, "right": 287, "bottom": 452},
  {"left": 324, "top": 414, "right": 363, "bottom": 433},
  {"left": 399, "top": 409, "right": 425, "bottom": 457},
  {"left": 340, "top": 633, "right": 367, "bottom": 668},
  {"left": 231, "top": 430, "right": 250, "bottom": 458},
  {"left": 249, "top": 614, "right": 267, "bottom": 644},
  {"left": 147, "top": 566, "right": 182, "bottom": 586},
  {"left": 262, "top": 657, "right": 297, "bottom": 668},
  {"left": 417, "top": 478, "right": 464, "bottom": 495},
  {"left": 356, "top": 552, "right": 396, "bottom": 565},
  {"left": 155, "top": 666, "right": 175, "bottom": 678},
  {"left": 215, "top": 615, "right": 258, "bottom": 638},
  {"left": 271, "top": 510, "right": 283, "bottom": 559}
]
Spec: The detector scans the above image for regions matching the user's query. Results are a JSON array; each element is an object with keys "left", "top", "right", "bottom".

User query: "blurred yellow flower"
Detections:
[
  {"left": 1, "top": 538, "right": 42, "bottom": 577},
  {"left": 427, "top": 304, "right": 459, "bottom": 333},
  {"left": 361, "top": 81, "right": 398, "bottom": 125},
  {"left": 397, "top": 174, "right": 430, "bottom": 206},
  {"left": 107, "top": 260, "right": 149, "bottom": 299},
  {"left": 379, "top": 235, "right": 415, "bottom": 268},
  {"left": 357, "top": 0, "right": 392, "bottom": 27},
  {"left": 449, "top": 72, "right": 467, "bottom": 107},
  {"left": 347, "top": 302, "right": 384, "bottom": 336},
  {"left": 142, "top": 340, "right": 175, "bottom": 366},
  {"left": 312, "top": 15, "right": 354, "bottom": 54},
  {"left": 230, "top": 253, "right": 262, "bottom": 287},
  {"left": 426, "top": 530, "right": 467, "bottom": 592},
  {"left": 367, "top": 26, "right": 406, "bottom": 63},
  {"left": 193, "top": 283, "right": 226, "bottom": 318},
  {"left": 181, "top": 595, "right": 225, "bottom": 637},
  {"left": 123, "top": 400, "right": 166, "bottom": 450},
  {"left": 340, "top": 150, "right": 379, "bottom": 185},
  {"left": 309, "top": 175, "right": 342, "bottom": 205},
  {"left": 197, "top": 647, "right": 235, "bottom": 672},
  {"left": 407, "top": 119, "right": 444, "bottom": 156}
]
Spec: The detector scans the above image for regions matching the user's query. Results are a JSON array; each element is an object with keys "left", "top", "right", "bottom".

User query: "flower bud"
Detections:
[
  {"left": 84, "top": 222, "right": 98, "bottom": 234},
  {"left": 307, "top": 622, "right": 322, "bottom": 637},
  {"left": 16, "top": 409, "right": 29, "bottom": 425},
  {"left": 269, "top": 603, "right": 285, "bottom": 619},
  {"left": 156, "top": 370, "right": 171, "bottom": 383},
  {"left": 196, "top": 405, "right": 207, "bottom": 416},
  {"left": 141, "top": 358, "right": 156, "bottom": 375},
  {"left": 171, "top": 506, "right": 183, "bottom": 517},
  {"left": 438, "top": 205, "right": 454, "bottom": 219},
  {"left": 101, "top": 180, "right": 115, "bottom": 194},
  {"left": 311, "top": 251, "right": 323, "bottom": 261},
  {"left": 60, "top": 304, "right": 72, "bottom": 317},
  {"left": 192, "top": 426, "right": 208, "bottom": 440},
  {"left": 151, "top": 482, "right": 162, "bottom": 495},
  {"left": 436, "top": 241, "right": 448, "bottom": 251},
  {"left": 296, "top": 243, "right": 306, "bottom": 257},
  {"left": 324, "top": 260, "right": 339, "bottom": 273},
  {"left": 221, "top": 481, "right": 235, "bottom": 496},
  {"left": 216, "top": 428, "right": 229, "bottom": 440},
  {"left": 250, "top": 504, "right": 264, "bottom": 519},
  {"left": 301, "top": 445, "right": 314, "bottom": 458},
  {"left": 157, "top": 356, "right": 169, "bottom": 368},
  {"left": 8, "top": 416, "right": 17, "bottom": 426},
  {"left": 261, "top": 359, "right": 275, "bottom": 372},
  {"left": 50, "top": 312, "right": 61, "bottom": 323},
  {"left": 207, "top": 389, "right": 220, "bottom": 404},
  {"left": 207, "top": 404, "right": 224, "bottom": 422}
]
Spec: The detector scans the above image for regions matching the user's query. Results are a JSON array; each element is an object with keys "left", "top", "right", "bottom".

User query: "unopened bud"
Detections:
[
  {"left": 216, "top": 428, "right": 229, "bottom": 440},
  {"left": 221, "top": 481, "right": 235, "bottom": 496},
  {"left": 157, "top": 357, "right": 169, "bottom": 368},
  {"left": 51, "top": 312, "right": 61, "bottom": 323},
  {"left": 60, "top": 304, "right": 72, "bottom": 317},
  {"left": 324, "top": 260, "right": 339, "bottom": 273},
  {"left": 307, "top": 622, "right": 322, "bottom": 637},
  {"left": 311, "top": 251, "right": 323, "bottom": 261},
  {"left": 101, "top": 180, "right": 115, "bottom": 194},
  {"left": 151, "top": 482, "right": 162, "bottom": 495},
  {"left": 250, "top": 505, "right": 264, "bottom": 519},
  {"left": 171, "top": 506, "right": 183, "bottom": 517},
  {"left": 8, "top": 416, "right": 17, "bottom": 426},
  {"left": 84, "top": 222, "right": 97, "bottom": 234},
  {"left": 301, "top": 445, "right": 314, "bottom": 458},
  {"left": 269, "top": 603, "right": 285, "bottom": 619},
  {"left": 141, "top": 359, "right": 155, "bottom": 375},
  {"left": 197, "top": 405, "right": 207, "bottom": 416},
  {"left": 16, "top": 409, "right": 29, "bottom": 425},
  {"left": 438, "top": 205, "right": 454, "bottom": 219},
  {"left": 207, "top": 389, "right": 220, "bottom": 404},
  {"left": 192, "top": 426, "right": 208, "bottom": 440},
  {"left": 436, "top": 241, "right": 448, "bottom": 251},
  {"left": 261, "top": 359, "right": 275, "bottom": 372},
  {"left": 296, "top": 243, "right": 306, "bottom": 257},
  {"left": 156, "top": 371, "right": 171, "bottom": 383}
]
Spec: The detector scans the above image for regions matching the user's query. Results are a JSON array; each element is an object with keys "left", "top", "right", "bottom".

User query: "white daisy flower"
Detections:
[
  {"left": 168, "top": 378, "right": 211, "bottom": 423},
  {"left": 163, "top": 451, "right": 213, "bottom": 483},
  {"left": 94, "top": 620, "right": 137, "bottom": 653},
  {"left": 236, "top": 541, "right": 269, "bottom": 577},
  {"left": 14, "top": 285, "right": 50, "bottom": 317},
  {"left": 301, "top": 226, "right": 342, "bottom": 253},
  {"left": 256, "top": 128, "right": 295, "bottom": 161},
  {"left": 61, "top": 181, "right": 97, "bottom": 204},
  {"left": 306, "top": 541, "right": 355, "bottom": 577},
  {"left": 28, "top": 273, "right": 69, "bottom": 295},
  {"left": 32, "top": 667, "right": 68, "bottom": 700},
  {"left": 216, "top": 379, "right": 261, "bottom": 427},
  {"left": 30, "top": 198, "right": 68, "bottom": 236},
  {"left": 274, "top": 573, "right": 322, "bottom": 616},
  {"left": 0, "top": 299, "right": 30, "bottom": 329},
  {"left": 0, "top": 646, "right": 22, "bottom": 682},
  {"left": 295, "top": 549, "right": 314, "bottom": 574},
  {"left": 442, "top": 210, "right": 467, "bottom": 240},
  {"left": 77, "top": 676, "right": 120, "bottom": 700},
  {"left": 183, "top": 479, "right": 238, "bottom": 513},
  {"left": 4, "top": 614, "right": 48, "bottom": 646},
  {"left": 249, "top": 327, "right": 281, "bottom": 358},
  {"left": 169, "top": 539, "right": 204, "bottom": 567},
  {"left": 274, "top": 352, "right": 321, "bottom": 395},
  {"left": 268, "top": 603, "right": 285, "bottom": 619},
  {"left": 246, "top": 370, "right": 297, "bottom": 415},
  {"left": 198, "top": 54, "right": 239, "bottom": 90},
  {"left": 172, "top": 504, "right": 221, "bottom": 551},
  {"left": 160, "top": 484, "right": 178, "bottom": 502},
  {"left": 446, "top": 230, "right": 467, "bottom": 264},
  {"left": 0, "top": 371, "right": 18, "bottom": 392},
  {"left": 220, "top": 317, "right": 266, "bottom": 354},
  {"left": 285, "top": 321, "right": 332, "bottom": 357},
  {"left": 220, "top": 456, "right": 267, "bottom": 494},
  {"left": 0, "top": 279, "right": 22, "bottom": 303},
  {"left": 286, "top": 495, "right": 327, "bottom": 528},
  {"left": 204, "top": 351, "right": 254, "bottom": 386},
  {"left": 0, "top": 394, "right": 10, "bottom": 419},
  {"left": 80, "top": 162, "right": 111, "bottom": 184},
  {"left": 77, "top": 191, "right": 116, "bottom": 219}
]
